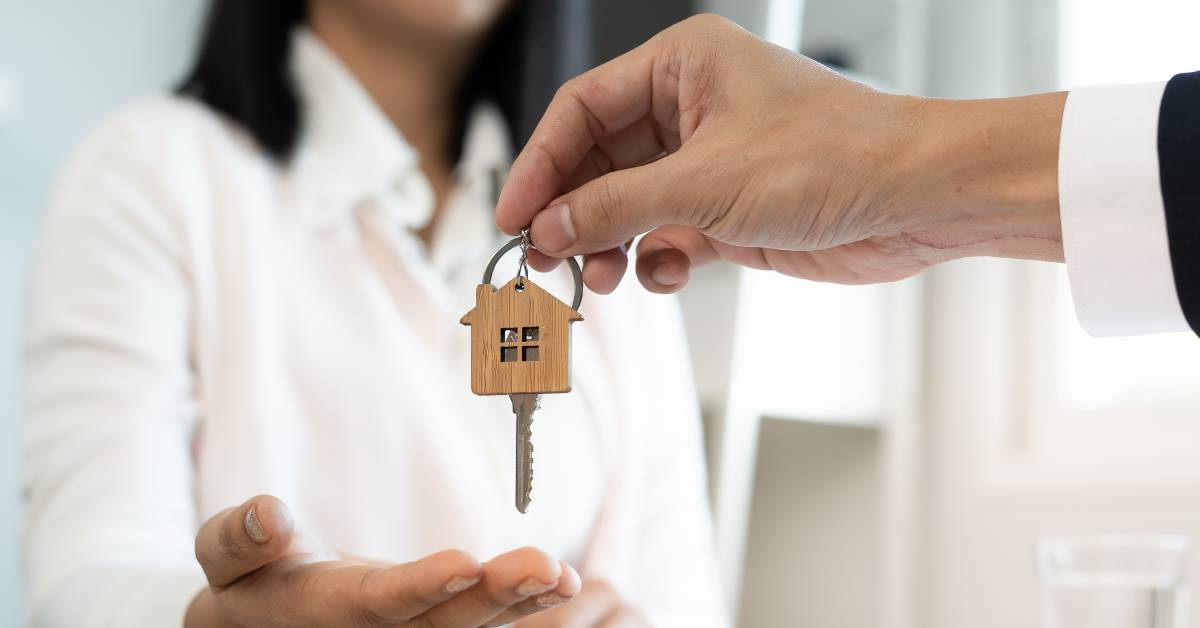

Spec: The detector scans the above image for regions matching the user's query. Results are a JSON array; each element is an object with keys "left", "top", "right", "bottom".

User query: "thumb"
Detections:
[
  {"left": 528, "top": 157, "right": 690, "bottom": 258},
  {"left": 195, "top": 494, "right": 295, "bottom": 588}
]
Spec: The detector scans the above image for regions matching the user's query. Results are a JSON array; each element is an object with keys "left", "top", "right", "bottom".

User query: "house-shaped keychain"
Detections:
[
  {"left": 460, "top": 236, "right": 584, "bottom": 395},
  {"left": 461, "top": 234, "right": 584, "bottom": 513}
]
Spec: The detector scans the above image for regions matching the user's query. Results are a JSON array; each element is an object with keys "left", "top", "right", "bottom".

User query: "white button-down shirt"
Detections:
[
  {"left": 1060, "top": 82, "right": 1191, "bottom": 336},
  {"left": 23, "top": 30, "right": 724, "bottom": 627}
]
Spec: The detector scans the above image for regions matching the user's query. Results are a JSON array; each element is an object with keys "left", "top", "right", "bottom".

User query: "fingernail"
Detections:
[
  {"left": 532, "top": 204, "right": 576, "bottom": 252},
  {"left": 516, "top": 578, "right": 555, "bottom": 597},
  {"left": 244, "top": 504, "right": 271, "bottom": 543},
  {"left": 444, "top": 575, "right": 480, "bottom": 594},
  {"left": 535, "top": 592, "right": 569, "bottom": 608},
  {"left": 651, "top": 262, "right": 681, "bottom": 286}
]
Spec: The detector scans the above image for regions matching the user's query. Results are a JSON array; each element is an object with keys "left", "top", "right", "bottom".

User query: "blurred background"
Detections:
[{"left": 2, "top": 0, "right": 1199, "bottom": 626}]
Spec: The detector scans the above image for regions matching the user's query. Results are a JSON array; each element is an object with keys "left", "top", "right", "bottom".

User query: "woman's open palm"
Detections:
[{"left": 185, "top": 495, "right": 581, "bottom": 628}]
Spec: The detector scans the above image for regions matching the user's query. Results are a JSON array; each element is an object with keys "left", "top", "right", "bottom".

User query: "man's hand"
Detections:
[
  {"left": 496, "top": 14, "right": 1066, "bottom": 294},
  {"left": 514, "top": 580, "right": 648, "bottom": 628},
  {"left": 185, "top": 495, "right": 581, "bottom": 628}
]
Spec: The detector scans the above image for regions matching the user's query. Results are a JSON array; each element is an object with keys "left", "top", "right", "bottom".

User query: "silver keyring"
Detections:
[{"left": 482, "top": 236, "right": 583, "bottom": 311}]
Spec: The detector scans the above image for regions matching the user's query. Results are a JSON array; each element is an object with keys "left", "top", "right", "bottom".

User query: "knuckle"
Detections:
[
  {"left": 512, "top": 545, "right": 548, "bottom": 561},
  {"left": 682, "top": 13, "right": 737, "bottom": 33},
  {"left": 330, "top": 578, "right": 387, "bottom": 628},
  {"left": 588, "top": 578, "right": 618, "bottom": 600},
  {"left": 434, "top": 548, "right": 479, "bottom": 573},
  {"left": 592, "top": 178, "right": 625, "bottom": 232},
  {"left": 193, "top": 539, "right": 211, "bottom": 570},
  {"left": 550, "top": 82, "right": 569, "bottom": 105},
  {"left": 349, "top": 604, "right": 391, "bottom": 628},
  {"left": 586, "top": 146, "right": 614, "bottom": 178},
  {"left": 216, "top": 519, "right": 250, "bottom": 564},
  {"left": 194, "top": 537, "right": 220, "bottom": 572},
  {"left": 408, "top": 617, "right": 436, "bottom": 628},
  {"left": 507, "top": 545, "right": 558, "bottom": 578},
  {"left": 571, "top": 85, "right": 609, "bottom": 138},
  {"left": 195, "top": 548, "right": 216, "bottom": 574},
  {"left": 573, "top": 75, "right": 605, "bottom": 105},
  {"left": 553, "top": 75, "right": 582, "bottom": 103},
  {"left": 684, "top": 155, "right": 738, "bottom": 232}
]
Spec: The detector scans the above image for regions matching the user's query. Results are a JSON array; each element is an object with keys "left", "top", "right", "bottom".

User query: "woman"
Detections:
[{"left": 22, "top": 1, "right": 725, "bottom": 627}]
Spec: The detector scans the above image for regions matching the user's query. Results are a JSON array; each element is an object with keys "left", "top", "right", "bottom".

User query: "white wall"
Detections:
[{"left": 0, "top": 1, "right": 205, "bottom": 622}]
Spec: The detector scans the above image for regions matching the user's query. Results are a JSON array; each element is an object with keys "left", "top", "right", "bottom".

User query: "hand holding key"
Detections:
[
  {"left": 185, "top": 494, "right": 581, "bottom": 628},
  {"left": 496, "top": 14, "right": 1065, "bottom": 295}
]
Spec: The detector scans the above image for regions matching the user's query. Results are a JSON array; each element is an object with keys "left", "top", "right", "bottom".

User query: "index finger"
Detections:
[
  {"left": 496, "top": 43, "right": 657, "bottom": 235},
  {"left": 357, "top": 549, "right": 483, "bottom": 621},
  {"left": 419, "top": 546, "right": 578, "bottom": 627}
]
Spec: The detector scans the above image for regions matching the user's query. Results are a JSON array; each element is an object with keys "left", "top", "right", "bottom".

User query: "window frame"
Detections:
[
  {"left": 975, "top": 262, "right": 1200, "bottom": 494},
  {"left": 499, "top": 326, "right": 540, "bottom": 363}
]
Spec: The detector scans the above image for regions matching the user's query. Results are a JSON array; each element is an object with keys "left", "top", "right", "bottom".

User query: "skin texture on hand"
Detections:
[
  {"left": 495, "top": 14, "right": 1067, "bottom": 295},
  {"left": 185, "top": 495, "right": 581, "bottom": 628},
  {"left": 514, "top": 580, "right": 650, "bottom": 628}
]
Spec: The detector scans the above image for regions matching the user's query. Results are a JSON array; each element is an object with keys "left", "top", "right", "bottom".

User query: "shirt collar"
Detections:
[{"left": 286, "top": 28, "right": 512, "bottom": 233}]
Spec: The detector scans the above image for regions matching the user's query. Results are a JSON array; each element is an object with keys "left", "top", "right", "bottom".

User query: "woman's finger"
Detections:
[
  {"left": 418, "top": 547, "right": 577, "bottom": 627},
  {"left": 358, "top": 549, "right": 483, "bottom": 621},
  {"left": 488, "top": 560, "right": 583, "bottom": 627},
  {"left": 596, "top": 607, "right": 651, "bottom": 628},
  {"left": 505, "top": 577, "right": 616, "bottom": 628},
  {"left": 194, "top": 494, "right": 295, "bottom": 589}
]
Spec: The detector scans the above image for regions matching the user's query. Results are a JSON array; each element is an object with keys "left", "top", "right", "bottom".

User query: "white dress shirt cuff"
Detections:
[{"left": 1059, "top": 82, "right": 1189, "bottom": 336}]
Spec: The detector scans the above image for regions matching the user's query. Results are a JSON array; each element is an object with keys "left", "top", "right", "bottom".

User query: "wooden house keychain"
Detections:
[{"left": 460, "top": 230, "right": 584, "bottom": 513}]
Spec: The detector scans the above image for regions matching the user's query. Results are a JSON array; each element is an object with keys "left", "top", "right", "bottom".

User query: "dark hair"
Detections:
[{"left": 178, "top": 0, "right": 588, "bottom": 163}]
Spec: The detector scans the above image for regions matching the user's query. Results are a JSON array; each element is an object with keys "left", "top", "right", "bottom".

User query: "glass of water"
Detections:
[{"left": 1036, "top": 535, "right": 1190, "bottom": 628}]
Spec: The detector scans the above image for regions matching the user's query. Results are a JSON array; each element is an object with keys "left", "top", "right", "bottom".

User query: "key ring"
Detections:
[
  {"left": 482, "top": 233, "right": 583, "bottom": 311},
  {"left": 515, "top": 230, "right": 532, "bottom": 285}
]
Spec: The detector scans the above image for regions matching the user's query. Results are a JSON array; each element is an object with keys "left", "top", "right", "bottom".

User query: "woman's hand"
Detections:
[
  {"left": 185, "top": 495, "right": 581, "bottom": 628},
  {"left": 496, "top": 14, "right": 1065, "bottom": 294},
  {"left": 514, "top": 580, "right": 648, "bottom": 628}
]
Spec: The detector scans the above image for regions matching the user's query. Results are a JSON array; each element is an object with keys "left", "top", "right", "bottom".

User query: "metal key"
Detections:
[{"left": 509, "top": 393, "right": 540, "bottom": 513}]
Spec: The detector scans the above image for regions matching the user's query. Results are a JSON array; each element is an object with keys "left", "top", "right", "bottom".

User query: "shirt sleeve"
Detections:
[
  {"left": 23, "top": 111, "right": 207, "bottom": 628},
  {"left": 1058, "top": 81, "right": 1191, "bottom": 336}
]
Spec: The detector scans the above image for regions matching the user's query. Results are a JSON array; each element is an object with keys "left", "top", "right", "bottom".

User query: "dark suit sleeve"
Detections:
[{"left": 1158, "top": 71, "right": 1200, "bottom": 334}]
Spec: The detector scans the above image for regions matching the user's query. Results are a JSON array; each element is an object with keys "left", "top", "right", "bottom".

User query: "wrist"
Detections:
[{"left": 887, "top": 91, "right": 1068, "bottom": 263}]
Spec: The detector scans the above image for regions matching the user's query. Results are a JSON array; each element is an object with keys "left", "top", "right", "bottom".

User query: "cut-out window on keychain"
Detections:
[
  {"left": 522, "top": 327, "right": 539, "bottom": 341},
  {"left": 500, "top": 346, "right": 519, "bottom": 362},
  {"left": 501, "top": 328, "right": 518, "bottom": 343},
  {"left": 523, "top": 346, "right": 540, "bottom": 362}
]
